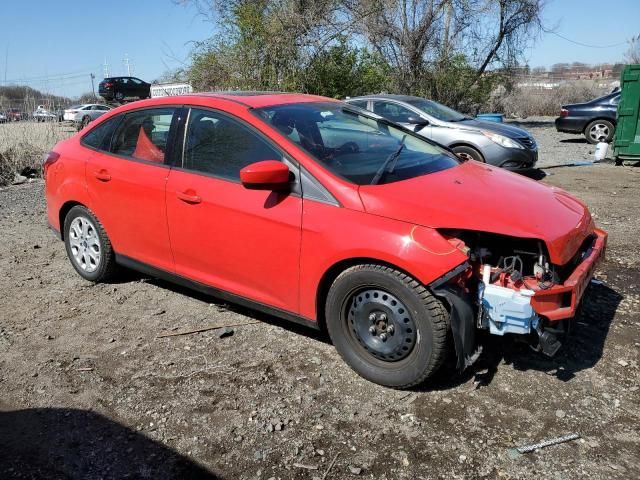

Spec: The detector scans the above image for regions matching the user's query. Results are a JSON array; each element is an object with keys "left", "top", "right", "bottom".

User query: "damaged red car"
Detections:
[{"left": 45, "top": 93, "right": 607, "bottom": 388}]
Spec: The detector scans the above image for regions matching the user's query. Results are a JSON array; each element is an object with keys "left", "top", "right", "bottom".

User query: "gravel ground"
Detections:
[{"left": 0, "top": 120, "right": 639, "bottom": 479}]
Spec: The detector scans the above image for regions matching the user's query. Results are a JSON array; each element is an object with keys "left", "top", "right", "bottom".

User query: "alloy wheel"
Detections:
[
  {"left": 68, "top": 216, "right": 101, "bottom": 273},
  {"left": 589, "top": 123, "right": 610, "bottom": 143}
]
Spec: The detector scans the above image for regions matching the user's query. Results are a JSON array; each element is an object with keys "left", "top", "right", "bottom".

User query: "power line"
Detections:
[
  {"left": 545, "top": 30, "right": 628, "bottom": 49},
  {"left": 0, "top": 67, "right": 98, "bottom": 85}
]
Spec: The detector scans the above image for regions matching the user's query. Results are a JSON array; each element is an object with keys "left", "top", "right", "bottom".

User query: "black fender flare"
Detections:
[{"left": 433, "top": 284, "right": 481, "bottom": 371}]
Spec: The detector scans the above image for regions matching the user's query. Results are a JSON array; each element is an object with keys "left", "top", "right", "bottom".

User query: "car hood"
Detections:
[
  {"left": 358, "top": 161, "right": 593, "bottom": 265},
  {"left": 448, "top": 119, "right": 531, "bottom": 139}
]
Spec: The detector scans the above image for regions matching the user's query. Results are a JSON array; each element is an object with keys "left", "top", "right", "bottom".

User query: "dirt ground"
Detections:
[{"left": 0, "top": 120, "right": 639, "bottom": 479}]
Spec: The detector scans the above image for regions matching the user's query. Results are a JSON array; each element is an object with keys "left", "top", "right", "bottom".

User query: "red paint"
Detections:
[
  {"left": 240, "top": 160, "right": 290, "bottom": 189},
  {"left": 45, "top": 93, "right": 606, "bottom": 326}
]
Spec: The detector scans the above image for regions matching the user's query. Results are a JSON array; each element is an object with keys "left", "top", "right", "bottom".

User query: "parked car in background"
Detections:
[
  {"left": 33, "top": 106, "right": 58, "bottom": 122},
  {"left": 555, "top": 89, "right": 620, "bottom": 144},
  {"left": 6, "top": 108, "right": 23, "bottom": 121},
  {"left": 346, "top": 95, "right": 537, "bottom": 170},
  {"left": 45, "top": 93, "right": 606, "bottom": 388},
  {"left": 64, "top": 104, "right": 112, "bottom": 128},
  {"left": 98, "top": 77, "right": 151, "bottom": 102},
  {"left": 0, "top": 112, "right": 7, "bottom": 123}
]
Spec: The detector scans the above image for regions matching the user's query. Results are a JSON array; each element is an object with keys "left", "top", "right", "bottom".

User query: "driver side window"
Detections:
[
  {"left": 372, "top": 101, "right": 415, "bottom": 123},
  {"left": 183, "top": 108, "right": 282, "bottom": 181}
]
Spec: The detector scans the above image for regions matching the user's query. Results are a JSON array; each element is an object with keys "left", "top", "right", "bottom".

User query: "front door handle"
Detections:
[
  {"left": 94, "top": 169, "right": 111, "bottom": 182},
  {"left": 176, "top": 190, "right": 202, "bottom": 204}
]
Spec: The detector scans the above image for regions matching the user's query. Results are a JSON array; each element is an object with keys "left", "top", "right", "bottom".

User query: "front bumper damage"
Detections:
[{"left": 430, "top": 228, "right": 607, "bottom": 370}]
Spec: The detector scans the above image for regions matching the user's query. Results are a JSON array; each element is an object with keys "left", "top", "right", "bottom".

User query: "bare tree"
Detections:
[
  {"left": 348, "top": 1, "right": 543, "bottom": 96},
  {"left": 625, "top": 34, "right": 640, "bottom": 64}
]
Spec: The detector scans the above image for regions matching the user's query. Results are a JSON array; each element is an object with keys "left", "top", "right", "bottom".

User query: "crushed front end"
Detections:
[{"left": 432, "top": 227, "right": 607, "bottom": 369}]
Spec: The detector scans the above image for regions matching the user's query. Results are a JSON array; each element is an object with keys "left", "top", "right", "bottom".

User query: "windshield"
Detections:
[
  {"left": 405, "top": 98, "right": 467, "bottom": 122},
  {"left": 254, "top": 102, "right": 459, "bottom": 185}
]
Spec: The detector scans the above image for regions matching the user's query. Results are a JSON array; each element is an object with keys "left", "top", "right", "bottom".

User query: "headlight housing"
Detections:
[{"left": 481, "top": 130, "right": 524, "bottom": 150}]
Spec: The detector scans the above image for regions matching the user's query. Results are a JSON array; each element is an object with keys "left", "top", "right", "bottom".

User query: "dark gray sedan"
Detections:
[
  {"left": 345, "top": 94, "right": 537, "bottom": 170},
  {"left": 555, "top": 89, "right": 619, "bottom": 144}
]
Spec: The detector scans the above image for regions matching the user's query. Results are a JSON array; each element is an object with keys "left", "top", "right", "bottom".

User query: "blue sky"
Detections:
[{"left": 1, "top": 0, "right": 638, "bottom": 99}]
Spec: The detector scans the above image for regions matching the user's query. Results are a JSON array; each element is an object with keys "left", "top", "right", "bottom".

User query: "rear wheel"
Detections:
[
  {"left": 451, "top": 145, "right": 483, "bottom": 162},
  {"left": 63, "top": 206, "right": 119, "bottom": 282},
  {"left": 115, "top": 91, "right": 125, "bottom": 102},
  {"left": 325, "top": 264, "right": 449, "bottom": 389},
  {"left": 81, "top": 116, "right": 92, "bottom": 129},
  {"left": 584, "top": 119, "right": 614, "bottom": 144}
]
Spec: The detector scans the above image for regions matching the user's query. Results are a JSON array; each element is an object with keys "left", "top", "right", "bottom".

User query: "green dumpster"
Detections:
[{"left": 613, "top": 64, "right": 640, "bottom": 162}]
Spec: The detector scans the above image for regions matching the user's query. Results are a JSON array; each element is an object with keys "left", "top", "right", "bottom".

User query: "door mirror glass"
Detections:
[{"left": 240, "top": 160, "right": 291, "bottom": 190}]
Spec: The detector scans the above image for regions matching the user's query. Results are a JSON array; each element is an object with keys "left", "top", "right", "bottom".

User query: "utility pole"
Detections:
[
  {"left": 103, "top": 57, "right": 109, "bottom": 79},
  {"left": 90, "top": 73, "right": 96, "bottom": 98},
  {"left": 124, "top": 54, "right": 131, "bottom": 76}
]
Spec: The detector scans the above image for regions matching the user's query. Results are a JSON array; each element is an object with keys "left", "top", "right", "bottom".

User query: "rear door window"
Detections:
[
  {"left": 348, "top": 100, "right": 369, "bottom": 110},
  {"left": 110, "top": 108, "right": 176, "bottom": 164},
  {"left": 372, "top": 101, "right": 415, "bottom": 123}
]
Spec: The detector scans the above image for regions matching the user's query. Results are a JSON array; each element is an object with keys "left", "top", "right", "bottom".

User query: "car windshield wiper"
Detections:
[{"left": 370, "top": 135, "right": 407, "bottom": 185}]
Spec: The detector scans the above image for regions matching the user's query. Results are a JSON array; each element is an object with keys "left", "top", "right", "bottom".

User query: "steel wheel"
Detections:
[
  {"left": 325, "top": 264, "right": 449, "bottom": 388},
  {"left": 68, "top": 216, "right": 101, "bottom": 273},
  {"left": 347, "top": 288, "right": 417, "bottom": 361}
]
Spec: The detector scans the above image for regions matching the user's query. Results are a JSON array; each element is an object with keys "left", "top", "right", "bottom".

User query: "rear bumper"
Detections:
[
  {"left": 530, "top": 228, "right": 607, "bottom": 321},
  {"left": 555, "top": 117, "right": 588, "bottom": 134}
]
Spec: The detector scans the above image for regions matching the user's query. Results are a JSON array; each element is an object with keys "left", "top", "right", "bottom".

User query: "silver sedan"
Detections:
[
  {"left": 345, "top": 94, "right": 538, "bottom": 171},
  {"left": 63, "top": 104, "right": 112, "bottom": 128}
]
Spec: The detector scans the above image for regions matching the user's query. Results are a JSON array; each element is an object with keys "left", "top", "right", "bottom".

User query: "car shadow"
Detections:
[
  {"left": 423, "top": 281, "right": 622, "bottom": 391},
  {"left": 0, "top": 407, "right": 221, "bottom": 479},
  {"left": 560, "top": 138, "right": 588, "bottom": 144},
  {"left": 145, "top": 276, "right": 332, "bottom": 345},
  {"left": 515, "top": 168, "right": 547, "bottom": 180}
]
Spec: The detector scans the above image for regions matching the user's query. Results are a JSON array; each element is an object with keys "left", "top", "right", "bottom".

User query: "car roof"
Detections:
[
  {"left": 347, "top": 94, "right": 425, "bottom": 103},
  {"left": 180, "top": 91, "right": 336, "bottom": 109}
]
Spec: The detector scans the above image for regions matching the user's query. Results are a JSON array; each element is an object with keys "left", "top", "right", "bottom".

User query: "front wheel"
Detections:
[
  {"left": 325, "top": 264, "right": 449, "bottom": 389},
  {"left": 585, "top": 119, "right": 614, "bottom": 144},
  {"left": 63, "top": 206, "right": 119, "bottom": 282},
  {"left": 451, "top": 145, "right": 483, "bottom": 162}
]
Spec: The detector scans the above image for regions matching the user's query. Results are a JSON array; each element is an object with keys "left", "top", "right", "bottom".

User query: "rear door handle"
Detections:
[
  {"left": 94, "top": 170, "right": 111, "bottom": 182},
  {"left": 176, "top": 190, "right": 202, "bottom": 204}
]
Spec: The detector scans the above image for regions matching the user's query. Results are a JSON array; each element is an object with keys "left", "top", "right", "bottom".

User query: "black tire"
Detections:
[
  {"left": 325, "top": 264, "right": 449, "bottom": 389},
  {"left": 63, "top": 206, "right": 119, "bottom": 282},
  {"left": 451, "top": 145, "right": 483, "bottom": 162},
  {"left": 584, "top": 119, "right": 614, "bottom": 144},
  {"left": 115, "top": 91, "right": 125, "bottom": 102},
  {"left": 81, "top": 116, "right": 92, "bottom": 129}
]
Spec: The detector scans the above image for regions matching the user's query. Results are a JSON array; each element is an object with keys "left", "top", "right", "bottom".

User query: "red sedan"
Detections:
[{"left": 44, "top": 93, "right": 607, "bottom": 388}]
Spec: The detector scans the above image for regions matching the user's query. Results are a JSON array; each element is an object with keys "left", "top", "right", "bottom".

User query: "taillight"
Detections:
[
  {"left": 104, "top": 82, "right": 114, "bottom": 88},
  {"left": 43, "top": 151, "right": 60, "bottom": 175},
  {"left": 560, "top": 108, "right": 569, "bottom": 117}
]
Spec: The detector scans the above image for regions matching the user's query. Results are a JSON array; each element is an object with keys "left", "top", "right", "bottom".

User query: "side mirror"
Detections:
[
  {"left": 240, "top": 160, "right": 291, "bottom": 191},
  {"left": 407, "top": 116, "right": 429, "bottom": 126}
]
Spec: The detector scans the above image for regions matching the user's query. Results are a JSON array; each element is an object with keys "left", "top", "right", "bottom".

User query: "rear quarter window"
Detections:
[{"left": 80, "top": 117, "right": 119, "bottom": 150}]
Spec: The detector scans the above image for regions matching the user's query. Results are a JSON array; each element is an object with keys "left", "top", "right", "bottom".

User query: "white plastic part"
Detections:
[
  {"left": 594, "top": 142, "right": 608, "bottom": 161},
  {"left": 481, "top": 283, "right": 539, "bottom": 336},
  {"left": 482, "top": 264, "right": 491, "bottom": 284}
]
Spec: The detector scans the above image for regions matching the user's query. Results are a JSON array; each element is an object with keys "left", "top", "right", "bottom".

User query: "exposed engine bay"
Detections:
[{"left": 433, "top": 230, "right": 599, "bottom": 369}]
